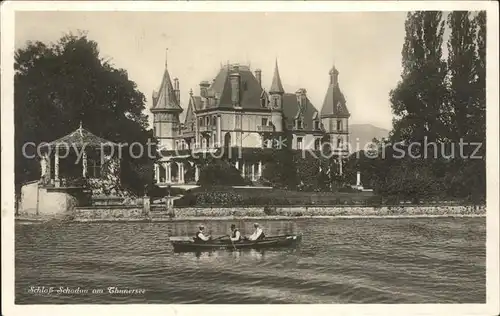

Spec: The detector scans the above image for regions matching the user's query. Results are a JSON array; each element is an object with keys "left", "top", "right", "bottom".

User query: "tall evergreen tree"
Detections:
[
  {"left": 446, "top": 11, "right": 477, "bottom": 145},
  {"left": 472, "top": 11, "right": 486, "bottom": 146},
  {"left": 390, "top": 11, "right": 448, "bottom": 150}
]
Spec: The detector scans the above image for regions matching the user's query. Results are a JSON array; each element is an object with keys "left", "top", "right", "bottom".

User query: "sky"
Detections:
[{"left": 15, "top": 11, "right": 409, "bottom": 130}]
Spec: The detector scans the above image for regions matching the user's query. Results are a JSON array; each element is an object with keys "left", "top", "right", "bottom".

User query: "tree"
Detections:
[
  {"left": 446, "top": 11, "right": 478, "bottom": 145},
  {"left": 197, "top": 158, "right": 247, "bottom": 186},
  {"left": 390, "top": 11, "right": 448, "bottom": 148},
  {"left": 262, "top": 148, "right": 298, "bottom": 189},
  {"left": 14, "top": 32, "right": 153, "bottom": 196}
]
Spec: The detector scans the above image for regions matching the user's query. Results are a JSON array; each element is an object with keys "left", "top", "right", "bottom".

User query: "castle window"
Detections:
[
  {"left": 337, "top": 119, "right": 342, "bottom": 131},
  {"left": 261, "top": 97, "right": 267, "bottom": 108},
  {"left": 337, "top": 138, "right": 343, "bottom": 148},
  {"left": 314, "top": 120, "right": 320, "bottom": 130},
  {"left": 261, "top": 117, "right": 269, "bottom": 127},
  {"left": 273, "top": 98, "right": 278, "bottom": 108},
  {"left": 205, "top": 116, "right": 210, "bottom": 126},
  {"left": 153, "top": 126, "right": 157, "bottom": 137},
  {"left": 314, "top": 138, "right": 321, "bottom": 151},
  {"left": 235, "top": 114, "right": 242, "bottom": 130},
  {"left": 296, "top": 137, "right": 303, "bottom": 150},
  {"left": 212, "top": 115, "right": 217, "bottom": 126},
  {"left": 199, "top": 117, "right": 203, "bottom": 126},
  {"left": 191, "top": 123, "right": 194, "bottom": 131},
  {"left": 295, "top": 119, "right": 303, "bottom": 130}
]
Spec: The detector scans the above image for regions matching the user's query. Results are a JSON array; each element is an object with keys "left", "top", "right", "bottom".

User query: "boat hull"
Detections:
[{"left": 171, "top": 234, "right": 302, "bottom": 252}]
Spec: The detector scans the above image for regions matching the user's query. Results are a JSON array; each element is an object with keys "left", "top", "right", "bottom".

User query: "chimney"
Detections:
[
  {"left": 229, "top": 72, "right": 241, "bottom": 106},
  {"left": 173, "top": 78, "right": 180, "bottom": 103},
  {"left": 199, "top": 81, "right": 210, "bottom": 98},
  {"left": 296, "top": 88, "right": 307, "bottom": 109},
  {"left": 255, "top": 69, "right": 262, "bottom": 87}
]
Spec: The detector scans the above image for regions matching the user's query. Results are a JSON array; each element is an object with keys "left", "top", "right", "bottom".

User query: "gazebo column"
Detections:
[
  {"left": 54, "top": 148, "right": 60, "bottom": 188},
  {"left": 251, "top": 163, "right": 255, "bottom": 181},
  {"left": 241, "top": 161, "right": 245, "bottom": 178},
  {"left": 82, "top": 150, "right": 88, "bottom": 178},
  {"left": 258, "top": 161, "right": 262, "bottom": 179}
]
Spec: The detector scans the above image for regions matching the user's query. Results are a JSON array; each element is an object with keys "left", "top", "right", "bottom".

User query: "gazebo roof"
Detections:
[{"left": 46, "top": 123, "right": 118, "bottom": 149}]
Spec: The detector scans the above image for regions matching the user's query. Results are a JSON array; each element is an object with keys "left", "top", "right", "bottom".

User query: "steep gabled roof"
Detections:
[
  {"left": 151, "top": 63, "right": 182, "bottom": 113},
  {"left": 269, "top": 59, "right": 285, "bottom": 94},
  {"left": 282, "top": 93, "right": 321, "bottom": 131},
  {"left": 198, "top": 64, "right": 266, "bottom": 110},
  {"left": 184, "top": 95, "right": 196, "bottom": 125}
]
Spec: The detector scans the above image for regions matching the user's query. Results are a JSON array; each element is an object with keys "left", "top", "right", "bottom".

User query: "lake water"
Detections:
[{"left": 15, "top": 217, "right": 485, "bottom": 304}]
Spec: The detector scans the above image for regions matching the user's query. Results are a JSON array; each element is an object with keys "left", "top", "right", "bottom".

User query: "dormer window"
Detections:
[
  {"left": 261, "top": 97, "right": 267, "bottom": 108},
  {"left": 314, "top": 120, "right": 320, "bottom": 130},
  {"left": 295, "top": 119, "right": 303, "bottom": 130}
]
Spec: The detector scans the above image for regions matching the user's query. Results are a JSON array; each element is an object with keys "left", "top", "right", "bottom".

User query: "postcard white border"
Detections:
[{"left": 2, "top": 1, "right": 499, "bottom": 316}]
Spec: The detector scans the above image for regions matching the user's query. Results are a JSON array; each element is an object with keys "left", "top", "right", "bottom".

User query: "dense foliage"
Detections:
[
  {"left": 15, "top": 32, "right": 155, "bottom": 196},
  {"left": 348, "top": 11, "right": 486, "bottom": 203},
  {"left": 197, "top": 158, "right": 248, "bottom": 186},
  {"left": 174, "top": 186, "right": 376, "bottom": 207}
]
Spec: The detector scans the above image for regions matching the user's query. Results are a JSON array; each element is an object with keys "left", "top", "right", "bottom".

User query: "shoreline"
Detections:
[{"left": 15, "top": 213, "right": 486, "bottom": 223}]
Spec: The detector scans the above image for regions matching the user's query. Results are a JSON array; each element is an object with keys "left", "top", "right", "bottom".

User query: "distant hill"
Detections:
[{"left": 349, "top": 124, "right": 390, "bottom": 152}]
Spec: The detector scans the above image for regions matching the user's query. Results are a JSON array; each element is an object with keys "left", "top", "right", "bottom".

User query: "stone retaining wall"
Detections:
[
  {"left": 74, "top": 206, "right": 144, "bottom": 220},
  {"left": 71, "top": 205, "right": 485, "bottom": 221}
]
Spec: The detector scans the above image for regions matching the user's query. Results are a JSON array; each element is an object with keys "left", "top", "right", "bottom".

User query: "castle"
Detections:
[{"left": 151, "top": 56, "right": 350, "bottom": 186}]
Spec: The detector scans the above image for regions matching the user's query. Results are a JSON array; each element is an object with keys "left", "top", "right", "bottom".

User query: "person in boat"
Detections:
[
  {"left": 229, "top": 224, "right": 241, "bottom": 242},
  {"left": 247, "top": 223, "right": 265, "bottom": 241},
  {"left": 194, "top": 225, "right": 211, "bottom": 242}
]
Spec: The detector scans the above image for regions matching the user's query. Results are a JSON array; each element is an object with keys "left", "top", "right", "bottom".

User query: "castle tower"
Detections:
[
  {"left": 320, "top": 64, "right": 350, "bottom": 154},
  {"left": 268, "top": 58, "right": 284, "bottom": 110},
  {"left": 151, "top": 50, "right": 183, "bottom": 150}
]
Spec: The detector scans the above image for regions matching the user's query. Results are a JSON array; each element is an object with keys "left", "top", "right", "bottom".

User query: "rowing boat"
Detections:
[{"left": 171, "top": 234, "right": 302, "bottom": 252}]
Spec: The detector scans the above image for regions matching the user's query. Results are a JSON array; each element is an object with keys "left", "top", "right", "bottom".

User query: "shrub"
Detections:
[
  {"left": 198, "top": 159, "right": 247, "bottom": 186},
  {"left": 263, "top": 206, "right": 278, "bottom": 215}
]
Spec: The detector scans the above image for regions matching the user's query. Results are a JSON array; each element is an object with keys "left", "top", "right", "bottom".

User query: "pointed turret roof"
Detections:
[
  {"left": 151, "top": 51, "right": 182, "bottom": 113},
  {"left": 269, "top": 59, "right": 285, "bottom": 94},
  {"left": 320, "top": 65, "right": 350, "bottom": 118}
]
